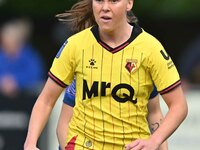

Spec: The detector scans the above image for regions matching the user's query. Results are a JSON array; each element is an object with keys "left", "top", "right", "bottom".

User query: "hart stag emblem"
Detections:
[{"left": 125, "top": 59, "right": 138, "bottom": 73}]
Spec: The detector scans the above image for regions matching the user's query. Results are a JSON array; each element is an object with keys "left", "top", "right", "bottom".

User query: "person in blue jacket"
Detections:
[{"left": 0, "top": 18, "right": 44, "bottom": 98}]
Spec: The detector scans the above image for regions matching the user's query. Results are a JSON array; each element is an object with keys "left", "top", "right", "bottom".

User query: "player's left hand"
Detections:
[{"left": 125, "top": 138, "right": 159, "bottom": 150}]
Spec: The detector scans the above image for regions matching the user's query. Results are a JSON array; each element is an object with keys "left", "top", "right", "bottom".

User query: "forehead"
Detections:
[
  {"left": 92, "top": 0, "right": 130, "bottom": 2},
  {"left": 92, "top": 0, "right": 132, "bottom": 4}
]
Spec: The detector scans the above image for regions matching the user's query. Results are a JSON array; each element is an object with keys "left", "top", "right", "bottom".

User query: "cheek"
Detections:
[
  {"left": 92, "top": 2, "right": 100, "bottom": 12},
  {"left": 92, "top": 5, "right": 100, "bottom": 21},
  {"left": 92, "top": 10, "right": 98, "bottom": 21},
  {"left": 114, "top": 9, "right": 126, "bottom": 19},
  {"left": 113, "top": 5, "right": 127, "bottom": 16}
]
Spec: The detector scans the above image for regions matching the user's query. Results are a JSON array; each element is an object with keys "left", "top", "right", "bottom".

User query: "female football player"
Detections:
[{"left": 24, "top": 0, "right": 188, "bottom": 149}]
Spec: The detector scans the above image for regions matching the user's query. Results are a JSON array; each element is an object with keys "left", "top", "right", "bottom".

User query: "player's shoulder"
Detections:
[
  {"left": 68, "top": 27, "right": 93, "bottom": 42},
  {"left": 137, "top": 28, "right": 164, "bottom": 56},
  {"left": 140, "top": 29, "right": 162, "bottom": 46}
]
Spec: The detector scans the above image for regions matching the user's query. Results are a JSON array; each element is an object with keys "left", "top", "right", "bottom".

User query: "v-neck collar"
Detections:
[{"left": 90, "top": 23, "right": 142, "bottom": 54}]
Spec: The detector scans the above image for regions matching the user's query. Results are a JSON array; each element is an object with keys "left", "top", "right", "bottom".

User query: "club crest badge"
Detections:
[{"left": 125, "top": 59, "right": 138, "bottom": 73}]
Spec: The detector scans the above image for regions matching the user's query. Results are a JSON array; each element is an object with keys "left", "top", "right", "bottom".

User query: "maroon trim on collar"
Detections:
[{"left": 91, "top": 23, "right": 142, "bottom": 54}]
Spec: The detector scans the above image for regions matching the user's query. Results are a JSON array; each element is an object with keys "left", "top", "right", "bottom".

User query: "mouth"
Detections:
[{"left": 100, "top": 16, "right": 112, "bottom": 22}]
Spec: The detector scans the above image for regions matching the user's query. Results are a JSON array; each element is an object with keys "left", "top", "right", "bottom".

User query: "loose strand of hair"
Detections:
[{"left": 56, "top": 0, "right": 95, "bottom": 32}]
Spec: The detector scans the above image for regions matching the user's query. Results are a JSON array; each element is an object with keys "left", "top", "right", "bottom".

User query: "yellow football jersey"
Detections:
[{"left": 49, "top": 24, "right": 181, "bottom": 149}]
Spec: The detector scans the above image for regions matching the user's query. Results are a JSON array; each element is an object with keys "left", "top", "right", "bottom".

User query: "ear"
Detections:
[{"left": 127, "top": 0, "right": 134, "bottom": 11}]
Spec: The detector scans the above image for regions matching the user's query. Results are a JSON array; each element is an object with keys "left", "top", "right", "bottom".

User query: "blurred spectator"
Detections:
[
  {"left": 0, "top": 18, "right": 45, "bottom": 150},
  {"left": 178, "top": 35, "right": 200, "bottom": 91},
  {"left": 0, "top": 18, "right": 45, "bottom": 98}
]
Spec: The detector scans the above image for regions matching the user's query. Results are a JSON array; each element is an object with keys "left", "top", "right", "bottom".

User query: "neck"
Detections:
[{"left": 99, "top": 23, "right": 133, "bottom": 48}]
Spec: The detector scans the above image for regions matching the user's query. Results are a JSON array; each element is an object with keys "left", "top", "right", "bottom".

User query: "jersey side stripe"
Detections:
[
  {"left": 129, "top": 47, "right": 135, "bottom": 140},
  {"left": 100, "top": 47, "right": 106, "bottom": 149},
  {"left": 81, "top": 49, "right": 87, "bottom": 148},
  {"left": 110, "top": 53, "right": 115, "bottom": 149},
  {"left": 120, "top": 49, "right": 126, "bottom": 147}
]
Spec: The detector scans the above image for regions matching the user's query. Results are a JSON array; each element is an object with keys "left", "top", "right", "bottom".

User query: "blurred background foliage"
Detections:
[
  {"left": 0, "top": 0, "right": 74, "bottom": 18},
  {"left": 0, "top": 0, "right": 200, "bottom": 20},
  {"left": 134, "top": 0, "right": 200, "bottom": 20}
]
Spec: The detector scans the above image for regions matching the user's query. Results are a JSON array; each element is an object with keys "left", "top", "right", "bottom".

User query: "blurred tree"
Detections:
[
  {"left": 0, "top": 0, "right": 75, "bottom": 17},
  {"left": 0, "top": 0, "right": 199, "bottom": 20},
  {"left": 134, "top": 0, "right": 200, "bottom": 20}
]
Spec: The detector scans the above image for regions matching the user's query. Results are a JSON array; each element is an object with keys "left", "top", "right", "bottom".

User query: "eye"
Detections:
[
  {"left": 94, "top": 0, "right": 103, "bottom": 2},
  {"left": 111, "top": 0, "right": 119, "bottom": 3}
]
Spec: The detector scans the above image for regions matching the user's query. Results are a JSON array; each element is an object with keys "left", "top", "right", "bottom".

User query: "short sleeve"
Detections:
[
  {"left": 49, "top": 39, "right": 75, "bottom": 87},
  {"left": 148, "top": 40, "right": 181, "bottom": 94}
]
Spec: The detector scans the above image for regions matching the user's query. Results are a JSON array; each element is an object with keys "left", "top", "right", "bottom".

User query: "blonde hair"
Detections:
[{"left": 56, "top": 0, "right": 138, "bottom": 32}]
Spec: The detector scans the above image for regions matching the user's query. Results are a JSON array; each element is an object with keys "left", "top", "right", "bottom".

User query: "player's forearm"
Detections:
[
  {"left": 150, "top": 120, "right": 168, "bottom": 150},
  {"left": 25, "top": 78, "right": 64, "bottom": 149},
  {"left": 24, "top": 99, "right": 53, "bottom": 149},
  {"left": 57, "top": 123, "right": 69, "bottom": 150},
  {"left": 148, "top": 114, "right": 168, "bottom": 150},
  {"left": 158, "top": 140, "right": 168, "bottom": 150},
  {"left": 148, "top": 116, "right": 168, "bottom": 150},
  {"left": 57, "top": 111, "right": 70, "bottom": 150},
  {"left": 150, "top": 100, "right": 188, "bottom": 147},
  {"left": 57, "top": 104, "right": 73, "bottom": 150}
]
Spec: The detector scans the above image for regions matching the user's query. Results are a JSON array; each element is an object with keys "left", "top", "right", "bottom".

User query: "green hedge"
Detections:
[{"left": 0, "top": 0, "right": 199, "bottom": 19}]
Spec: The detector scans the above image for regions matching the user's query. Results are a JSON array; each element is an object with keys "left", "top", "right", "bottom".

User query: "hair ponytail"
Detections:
[{"left": 56, "top": 0, "right": 96, "bottom": 32}]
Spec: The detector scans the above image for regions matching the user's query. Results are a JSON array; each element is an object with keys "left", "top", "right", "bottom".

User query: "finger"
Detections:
[
  {"left": 130, "top": 144, "right": 143, "bottom": 150},
  {"left": 125, "top": 145, "right": 130, "bottom": 150},
  {"left": 125, "top": 140, "right": 140, "bottom": 150}
]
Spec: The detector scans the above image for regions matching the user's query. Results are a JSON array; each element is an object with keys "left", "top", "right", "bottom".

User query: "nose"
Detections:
[{"left": 102, "top": 1, "right": 110, "bottom": 12}]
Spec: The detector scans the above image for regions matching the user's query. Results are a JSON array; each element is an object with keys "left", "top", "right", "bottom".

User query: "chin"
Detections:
[{"left": 99, "top": 26, "right": 114, "bottom": 33}]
